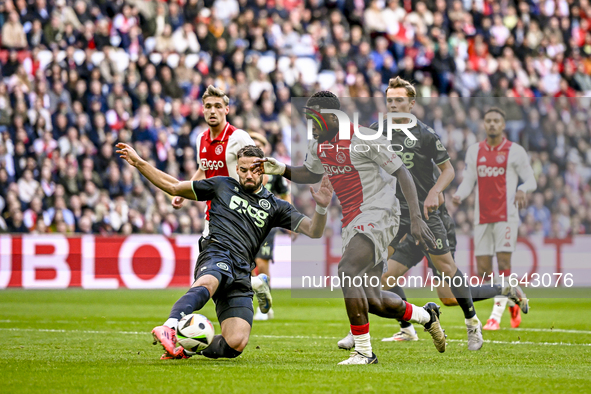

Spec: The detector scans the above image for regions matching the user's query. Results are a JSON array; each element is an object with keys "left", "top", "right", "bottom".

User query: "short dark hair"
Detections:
[
  {"left": 306, "top": 91, "right": 340, "bottom": 110},
  {"left": 237, "top": 145, "right": 264, "bottom": 160},
  {"left": 484, "top": 107, "right": 506, "bottom": 119}
]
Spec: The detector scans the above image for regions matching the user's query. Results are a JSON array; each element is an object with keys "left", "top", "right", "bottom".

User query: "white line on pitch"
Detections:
[
  {"left": 1, "top": 328, "right": 591, "bottom": 347},
  {"left": 449, "top": 326, "right": 591, "bottom": 334}
]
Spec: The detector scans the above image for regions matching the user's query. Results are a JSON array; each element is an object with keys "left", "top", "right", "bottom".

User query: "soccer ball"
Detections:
[{"left": 176, "top": 314, "right": 215, "bottom": 352}]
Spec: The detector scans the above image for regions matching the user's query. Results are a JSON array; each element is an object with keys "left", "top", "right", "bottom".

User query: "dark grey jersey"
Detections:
[
  {"left": 192, "top": 177, "right": 305, "bottom": 262},
  {"left": 372, "top": 119, "right": 450, "bottom": 209}
]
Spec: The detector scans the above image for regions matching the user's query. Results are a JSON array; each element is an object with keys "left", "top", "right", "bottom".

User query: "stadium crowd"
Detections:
[{"left": 0, "top": 0, "right": 590, "bottom": 239}]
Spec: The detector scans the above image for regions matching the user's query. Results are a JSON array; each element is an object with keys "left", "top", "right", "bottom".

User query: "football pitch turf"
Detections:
[{"left": 1, "top": 289, "right": 591, "bottom": 393}]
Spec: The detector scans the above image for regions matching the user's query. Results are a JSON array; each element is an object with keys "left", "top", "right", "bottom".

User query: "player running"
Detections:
[
  {"left": 117, "top": 143, "right": 333, "bottom": 360},
  {"left": 336, "top": 77, "right": 483, "bottom": 350},
  {"left": 452, "top": 107, "right": 535, "bottom": 330},
  {"left": 249, "top": 132, "right": 292, "bottom": 321},
  {"left": 338, "top": 167, "right": 528, "bottom": 347},
  {"left": 171, "top": 85, "right": 273, "bottom": 317},
  {"left": 253, "top": 91, "right": 447, "bottom": 365}
]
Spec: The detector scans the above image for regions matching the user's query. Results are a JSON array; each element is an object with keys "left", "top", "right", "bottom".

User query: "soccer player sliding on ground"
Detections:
[
  {"left": 169, "top": 85, "right": 273, "bottom": 318},
  {"left": 252, "top": 91, "right": 447, "bottom": 365},
  {"left": 453, "top": 107, "right": 535, "bottom": 330},
  {"left": 117, "top": 143, "right": 333, "bottom": 360}
]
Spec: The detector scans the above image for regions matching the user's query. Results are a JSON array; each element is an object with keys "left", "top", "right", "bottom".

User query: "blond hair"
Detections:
[
  {"left": 385, "top": 76, "right": 416, "bottom": 98},
  {"left": 202, "top": 85, "right": 230, "bottom": 106}
]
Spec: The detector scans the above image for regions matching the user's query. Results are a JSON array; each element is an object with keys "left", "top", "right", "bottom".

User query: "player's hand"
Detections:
[
  {"left": 515, "top": 190, "right": 527, "bottom": 210},
  {"left": 116, "top": 143, "right": 141, "bottom": 167},
  {"left": 423, "top": 189, "right": 440, "bottom": 220},
  {"left": 172, "top": 196, "right": 185, "bottom": 209},
  {"left": 310, "top": 175, "right": 333, "bottom": 208},
  {"left": 251, "top": 157, "right": 286, "bottom": 176},
  {"left": 410, "top": 217, "right": 436, "bottom": 251},
  {"left": 451, "top": 195, "right": 462, "bottom": 206}
]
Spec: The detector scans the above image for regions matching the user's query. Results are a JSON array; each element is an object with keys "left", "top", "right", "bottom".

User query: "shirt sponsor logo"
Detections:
[
  {"left": 215, "top": 145, "right": 224, "bottom": 155},
  {"left": 477, "top": 165, "right": 505, "bottom": 177},
  {"left": 229, "top": 195, "right": 269, "bottom": 227},
  {"left": 201, "top": 159, "right": 225, "bottom": 171},
  {"left": 323, "top": 164, "right": 353, "bottom": 175}
]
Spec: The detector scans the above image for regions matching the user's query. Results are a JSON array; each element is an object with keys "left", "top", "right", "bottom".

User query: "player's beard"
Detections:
[{"left": 241, "top": 177, "right": 263, "bottom": 193}]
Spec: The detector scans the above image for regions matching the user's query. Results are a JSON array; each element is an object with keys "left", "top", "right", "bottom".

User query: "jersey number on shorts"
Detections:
[{"left": 436, "top": 238, "right": 443, "bottom": 249}]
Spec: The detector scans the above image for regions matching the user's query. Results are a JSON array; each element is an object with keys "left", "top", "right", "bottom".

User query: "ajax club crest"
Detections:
[
  {"left": 215, "top": 144, "right": 224, "bottom": 155},
  {"left": 336, "top": 151, "right": 347, "bottom": 164}
]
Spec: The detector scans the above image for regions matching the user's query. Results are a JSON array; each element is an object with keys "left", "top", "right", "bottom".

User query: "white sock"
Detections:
[
  {"left": 465, "top": 315, "right": 480, "bottom": 327},
  {"left": 490, "top": 296, "right": 508, "bottom": 323},
  {"left": 251, "top": 276, "right": 262, "bottom": 290},
  {"left": 401, "top": 324, "right": 416, "bottom": 336},
  {"left": 164, "top": 318, "right": 178, "bottom": 330},
  {"left": 409, "top": 304, "right": 431, "bottom": 325},
  {"left": 353, "top": 333, "right": 372, "bottom": 357}
]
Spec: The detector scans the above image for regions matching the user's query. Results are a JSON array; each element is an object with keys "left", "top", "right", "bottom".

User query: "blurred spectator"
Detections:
[{"left": 0, "top": 0, "right": 587, "bottom": 241}]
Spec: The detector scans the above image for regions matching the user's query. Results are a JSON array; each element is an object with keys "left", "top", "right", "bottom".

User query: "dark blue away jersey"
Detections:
[{"left": 191, "top": 177, "right": 305, "bottom": 262}]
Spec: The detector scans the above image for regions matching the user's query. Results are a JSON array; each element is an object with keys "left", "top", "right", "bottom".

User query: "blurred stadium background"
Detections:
[{"left": 0, "top": 0, "right": 590, "bottom": 288}]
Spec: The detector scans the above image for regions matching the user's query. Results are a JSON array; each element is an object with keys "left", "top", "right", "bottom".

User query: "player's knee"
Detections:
[
  {"left": 367, "top": 298, "right": 385, "bottom": 316},
  {"left": 225, "top": 332, "right": 249, "bottom": 353},
  {"left": 440, "top": 297, "right": 458, "bottom": 307}
]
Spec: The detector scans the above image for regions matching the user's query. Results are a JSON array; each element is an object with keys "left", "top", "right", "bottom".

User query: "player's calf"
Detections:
[{"left": 200, "top": 335, "right": 244, "bottom": 359}]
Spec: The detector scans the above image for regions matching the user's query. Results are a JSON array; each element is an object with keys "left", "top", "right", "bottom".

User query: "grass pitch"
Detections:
[{"left": 1, "top": 288, "right": 591, "bottom": 393}]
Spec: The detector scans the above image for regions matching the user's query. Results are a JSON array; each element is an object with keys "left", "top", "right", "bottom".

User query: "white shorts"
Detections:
[
  {"left": 474, "top": 221, "right": 519, "bottom": 256},
  {"left": 341, "top": 209, "right": 400, "bottom": 267}
]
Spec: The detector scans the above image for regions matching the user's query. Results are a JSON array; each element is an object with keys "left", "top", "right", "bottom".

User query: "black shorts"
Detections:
[
  {"left": 194, "top": 238, "right": 254, "bottom": 326},
  {"left": 255, "top": 228, "right": 277, "bottom": 261},
  {"left": 390, "top": 207, "right": 457, "bottom": 278},
  {"left": 390, "top": 208, "right": 451, "bottom": 256}
]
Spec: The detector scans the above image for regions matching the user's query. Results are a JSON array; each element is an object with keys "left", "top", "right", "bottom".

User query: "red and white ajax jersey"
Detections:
[
  {"left": 456, "top": 138, "right": 536, "bottom": 225},
  {"left": 304, "top": 125, "right": 404, "bottom": 227},
  {"left": 195, "top": 123, "right": 255, "bottom": 223},
  {"left": 195, "top": 123, "right": 255, "bottom": 180}
]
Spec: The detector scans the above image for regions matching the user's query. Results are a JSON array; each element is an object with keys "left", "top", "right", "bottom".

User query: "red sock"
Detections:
[
  {"left": 499, "top": 269, "right": 511, "bottom": 277},
  {"left": 350, "top": 323, "right": 369, "bottom": 335},
  {"left": 402, "top": 301, "right": 413, "bottom": 321}
]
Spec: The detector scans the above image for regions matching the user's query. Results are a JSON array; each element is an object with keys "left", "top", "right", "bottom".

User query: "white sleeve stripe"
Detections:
[
  {"left": 191, "top": 181, "right": 198, "bottom": 201},
  {"left": 293, "top": 216, "right": 305, "bottom": 232}
]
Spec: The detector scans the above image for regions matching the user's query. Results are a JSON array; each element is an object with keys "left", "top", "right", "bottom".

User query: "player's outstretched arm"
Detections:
[
  {"left": 116, "top": 143, "right": 196, "bottom": 200},
  {"left": 295, "top": 175, "right": 333, "bottom": 238},
  {"left": 393, "top": 165, "right": 436, "bottom": 251},
  {"left": 172, "top": 168, "right": 205, "bottom": 209},
  {"left": 251, "top": 158, "right": 323, "bottom": 184}
]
